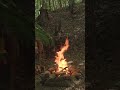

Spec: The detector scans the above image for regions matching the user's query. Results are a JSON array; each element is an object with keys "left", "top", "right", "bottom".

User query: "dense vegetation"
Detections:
[{"left": 35, "top": 0, "right": 82, "bottom": 18}]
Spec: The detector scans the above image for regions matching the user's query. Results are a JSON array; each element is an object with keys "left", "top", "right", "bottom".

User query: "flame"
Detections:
[{"left": 55, "top": 37, "right": 69, "bottom": 73}]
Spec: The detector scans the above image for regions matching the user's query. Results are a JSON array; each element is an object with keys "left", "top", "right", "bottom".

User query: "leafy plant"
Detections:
[{"left": 35, "top": 23, "right": 54, "bottom": 46}]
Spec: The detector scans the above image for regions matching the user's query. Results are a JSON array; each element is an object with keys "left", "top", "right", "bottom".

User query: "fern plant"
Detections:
[{"left": 35, "top": 23, "right": 54, "bottom": 46}]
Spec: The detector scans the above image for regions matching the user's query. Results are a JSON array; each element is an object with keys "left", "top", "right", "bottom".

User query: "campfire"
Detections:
[
  {"left": 35, "top": 38, "right": 84, "bottom": 90},
  {"left": 38, "top": 37, "right": 84, "bottom": 88},
  {"left": 47, "top": 37, "right": 79, "bottom": 76},
  {"left": 46, "top": 37, "right": 83, "bottom": 77},
  {"left": 54, "top": 37, "right": 69, "bottom": 74}
]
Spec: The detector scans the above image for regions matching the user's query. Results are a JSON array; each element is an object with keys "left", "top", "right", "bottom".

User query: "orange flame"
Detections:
[{"left": 55, "top": 37, "right": 69, "bottom": 73}]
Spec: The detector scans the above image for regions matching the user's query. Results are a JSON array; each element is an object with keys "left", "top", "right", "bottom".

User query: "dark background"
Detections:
[
  {"left": 86, "top": 0, "right": 120, "bottom": 90},
  {"left": 0, "top": 0, "right": 35, "bottom": 90}
]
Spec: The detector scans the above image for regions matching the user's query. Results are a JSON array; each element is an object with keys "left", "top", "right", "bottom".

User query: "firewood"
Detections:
[
  {"left": 49, "top": 74, "right": 56, "bottom": 79},
  {"left": 55, "top": 71, "right": 66, "bottom": 76},
  {"left": 48, "top": 67, "right": 56, "bottom": 74},
  {"left": 68, "top": 65, "right": 78, "bottom": 75},
  {"left": 68, "top": 61, "right": 73, "bottom": 65},
  {"left": 74, "top": 73, "right": 81, "bottom": 80}
]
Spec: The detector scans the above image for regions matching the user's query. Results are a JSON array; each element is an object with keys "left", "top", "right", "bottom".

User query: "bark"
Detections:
[
  {"left": 54, "top": 0, "right": 57, "bottom": 9},
  {"left": 52, "top": 0, "right": 55, "bottom": 10},
  {"left": 37, "top": 7, "right": 49, "bottom": 27},
  {"left": 69, "top": 0, "right": 75, "bottom": 14},
  {"left": 58, "top": 0, "right": 62, "bottom": 8},
  {"left": 64, "top": 0, "right": 67, "bottom": 7},
  {"left": 42, "top": 0, "right": 45, "bottom": 8},
  {"left": 35, "top": 39, "right": 44, "bottom": 60},
  {"left": 48, "top": 0, "right": 51, "bottom": 10},
  {"left": 82, "top": 0, "right": 85, "bottom": 3}
]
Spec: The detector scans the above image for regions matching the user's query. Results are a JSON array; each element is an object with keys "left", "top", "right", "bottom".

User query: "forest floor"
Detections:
[{"left": 36, "top": 2, "right": 85, "bottom": 90}]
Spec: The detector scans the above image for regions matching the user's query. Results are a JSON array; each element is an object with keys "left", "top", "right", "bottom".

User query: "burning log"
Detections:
[
  {"left": 48, "top": 67, "right": 56, "bottom": 74},
  {"left": 68, "top": 65, "right": 79, "bottom": 75},
  {"left": 61, "top": 67, "right": 68, "bottom": 72},
  {"left": 68, "top": 61, "right": 74, "bottom": 65},
  {"left": 35, "top": 65, "right": 45, "bottom": 75},
  {"left": 55, "top": 72, "right": 66, "bottom": 77}
]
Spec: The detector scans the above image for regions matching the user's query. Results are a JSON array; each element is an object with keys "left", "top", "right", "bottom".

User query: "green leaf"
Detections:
[{"left": 35, "top": 23, "right": 54, "bottom": 46}]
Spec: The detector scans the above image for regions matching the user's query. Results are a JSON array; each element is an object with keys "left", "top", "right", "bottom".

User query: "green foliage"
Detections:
[
  {"left": 35, "top": 23, "right": 54, "bottom": 46},
  {"left": 35, "top": 0, "right": 82, "bottom": 18},
  {"left": 35, "top": 0, "right": 41, "bottom": 18}
]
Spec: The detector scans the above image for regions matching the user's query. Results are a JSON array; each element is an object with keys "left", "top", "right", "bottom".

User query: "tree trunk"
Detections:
[
  {"left": 42, "top": 0, "right": 45, "bottom": 8},
  {"left": 82, "top": 0, "right": 85, "bottom": 3},
  {"left": 36, "top": 6, "right": 49, "bottom": 27},
  {"left": 58, "top": 0, "right": 62, "bottom": 8},
  {"left": 35, "top": 39, "right": 44, "bottom": 60},
  {"left": 48, "top": 0, "right": 51, "bottom": 11},
  {"left": 69, "top": 0, "right": 75, "bottom": 14},
  {"left": 52, "top": 0, "right": 55, "bottom": 10},
  {"left": 64, "top": 0, "right": 67, "bottom": 7},
  {"left": 54, "top": 0, "right": 57, "bottom": 9}
]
